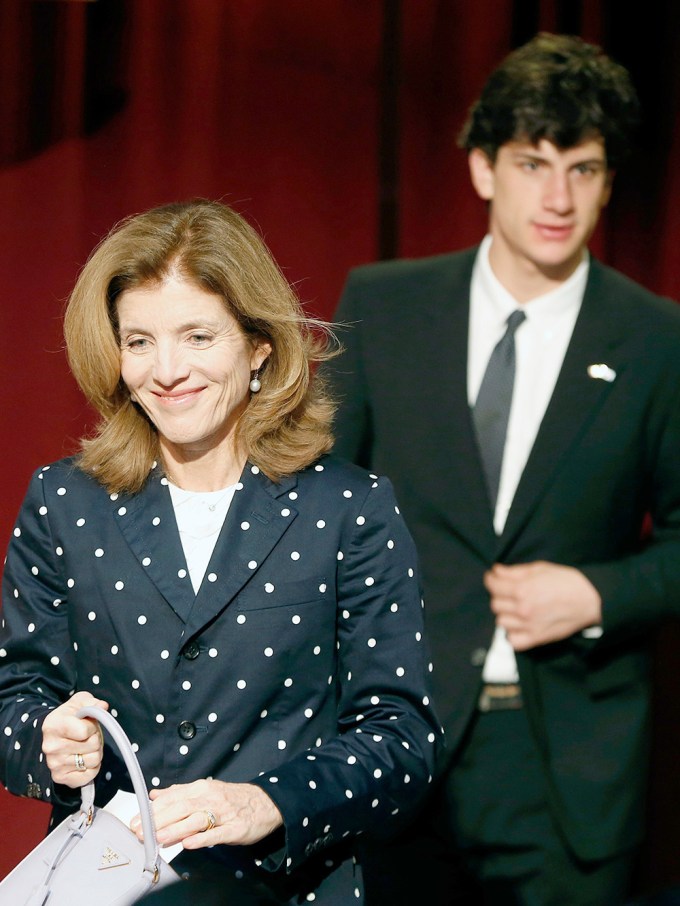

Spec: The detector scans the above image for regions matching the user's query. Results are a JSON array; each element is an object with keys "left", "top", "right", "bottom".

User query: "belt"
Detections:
[{"left": 478, "top": 683, "right": 522, "bottom": 712}]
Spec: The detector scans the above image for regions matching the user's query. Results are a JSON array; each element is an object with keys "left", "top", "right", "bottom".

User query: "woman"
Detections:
[{"left": 0, "top": 200, "right": 441, "bottom": 903}]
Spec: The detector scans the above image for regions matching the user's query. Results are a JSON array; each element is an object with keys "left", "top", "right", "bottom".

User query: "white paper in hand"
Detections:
[{"left": 104, "top": 789, "right": 183, "bottom": 862}]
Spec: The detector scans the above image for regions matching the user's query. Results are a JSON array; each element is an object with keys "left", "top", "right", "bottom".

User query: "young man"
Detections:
[{"left": 327, "top": 33, "right": 680, "bottom": 905}]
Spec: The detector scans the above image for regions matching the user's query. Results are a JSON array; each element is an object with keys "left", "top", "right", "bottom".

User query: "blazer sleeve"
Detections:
[
  {"left": 0, "top": 468, "right": 77, "bottom": 804},
  {"left": 249, "top": 474, "right": 443, "bottom": 873},
  {"left": 581, "top": 366, "right": 680, "bottom": 635}
]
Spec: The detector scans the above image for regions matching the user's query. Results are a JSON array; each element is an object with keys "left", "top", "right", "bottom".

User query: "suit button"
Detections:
[
  {"left": 25, "top": 782, "right": 42, "bottom": 798},
  {"left": 183, "top": 641, "right": 200, "bottom": 660},
  {"left": 178, "top": 721, "right": 196, "bottom": 740},
  {"left": 470, "top": 647, "right": 487, "bottom": 667}
]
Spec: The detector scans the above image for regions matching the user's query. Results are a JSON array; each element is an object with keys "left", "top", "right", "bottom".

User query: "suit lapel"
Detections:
[
  {"left": 424, "top": 251, "right": 498, "bottom": 556},
  {"left": 113, "top": 467, "right": 196, "bottom": 622},
  {"left": 498, "top": 261, "right": 628, "bottom": 554}
]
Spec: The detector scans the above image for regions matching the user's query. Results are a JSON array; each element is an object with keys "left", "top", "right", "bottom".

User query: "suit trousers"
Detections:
[{"left": 362, "top": 705, "right": 635, "bottom": 906}]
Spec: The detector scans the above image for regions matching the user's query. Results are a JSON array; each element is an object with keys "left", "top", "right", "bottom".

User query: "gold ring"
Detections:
[
  {"left": 74, "top": 753, "right": 86, "bottom": 771},
  {"left": 201, "top": 809, "right": 217, "bottom": 832}
]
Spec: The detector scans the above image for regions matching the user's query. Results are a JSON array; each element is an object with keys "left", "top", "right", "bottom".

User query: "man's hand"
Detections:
[
  {"left": 130, "top": 779, "right": 283, "bottom": 850},
  {"left": 484, "top": 560, "right": 602, "bottom": 651}
]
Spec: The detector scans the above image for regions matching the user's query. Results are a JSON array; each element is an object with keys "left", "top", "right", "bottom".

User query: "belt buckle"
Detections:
[{"left": 478, "top": 683, "right": 523, "bottom": 712}]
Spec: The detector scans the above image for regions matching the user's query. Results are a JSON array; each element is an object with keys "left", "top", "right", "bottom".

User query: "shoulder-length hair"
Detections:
[{"left": 64, "top": 199, "right": 336, "bottom": 494}]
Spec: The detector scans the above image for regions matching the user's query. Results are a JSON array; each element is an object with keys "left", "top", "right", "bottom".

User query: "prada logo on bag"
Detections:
[{"left": 99, "top": 846, "right": 131, "bottom": 870}]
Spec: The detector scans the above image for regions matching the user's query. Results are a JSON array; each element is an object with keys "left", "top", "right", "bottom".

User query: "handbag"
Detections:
[{"left": 0, "top": 705, "right": 180, "bottom": 905}]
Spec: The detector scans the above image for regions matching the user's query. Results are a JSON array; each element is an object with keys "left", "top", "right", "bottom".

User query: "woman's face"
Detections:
[{"left": 117, "top": 274, "right": 271, "bottom": 461}]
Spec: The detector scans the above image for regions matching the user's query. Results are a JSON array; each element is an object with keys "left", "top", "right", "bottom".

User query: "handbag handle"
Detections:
[{"left": 75, "top": 705, "right": 162, "bottom": 879}]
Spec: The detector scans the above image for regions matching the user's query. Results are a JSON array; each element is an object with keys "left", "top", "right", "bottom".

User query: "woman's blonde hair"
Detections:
[{"left": 64, "top": 199, "right": 336, "bottom": 493}]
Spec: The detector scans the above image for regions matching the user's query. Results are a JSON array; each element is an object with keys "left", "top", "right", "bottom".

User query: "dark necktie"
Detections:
[{"left": 473, "top": 309, "right": 527, "bottom": 509}]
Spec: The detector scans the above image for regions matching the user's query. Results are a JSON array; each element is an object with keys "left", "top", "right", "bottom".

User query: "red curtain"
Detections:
[{"left": 1, "top": 0, "right": 679, "bottom": 891}]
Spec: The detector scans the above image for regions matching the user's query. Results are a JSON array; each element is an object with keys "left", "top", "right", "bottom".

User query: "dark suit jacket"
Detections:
[
  {"left": 326, "top": 247, "right": 680, "bottom": 861},
  {"left": 0, "top": 455, "right": 440, "bottom": 902}
]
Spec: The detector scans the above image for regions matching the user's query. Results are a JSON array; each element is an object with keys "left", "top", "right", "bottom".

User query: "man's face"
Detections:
[{"left": 469, "top": 137, "right": 612, "bottom": 298}]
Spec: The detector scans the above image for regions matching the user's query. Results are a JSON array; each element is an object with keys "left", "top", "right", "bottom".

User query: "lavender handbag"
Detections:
[{"left": 0, "top": 706, "right": 180, "bottom": 904}]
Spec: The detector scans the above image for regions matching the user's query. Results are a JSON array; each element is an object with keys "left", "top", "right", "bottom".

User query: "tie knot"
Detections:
[{"left": 506, "top": 309, "right": 526, "bottom": 336}]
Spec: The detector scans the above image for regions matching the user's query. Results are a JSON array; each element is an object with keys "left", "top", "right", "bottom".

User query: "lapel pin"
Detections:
[{"left": 587, "top": 363, "right": 616, "bottom": 383}]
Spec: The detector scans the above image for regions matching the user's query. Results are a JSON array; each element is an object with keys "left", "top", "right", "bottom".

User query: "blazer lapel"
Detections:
[
  {"left": 498, "top": 262, "right": 628, "bottom": 554},
  {"left": 185, "top": 466, "right": 299, "bottom": 637},
  {"left": 113, "top": 464, "right": 298, "bottom": 627},
  {"left": 113, "top": 467, "right": 196, "bottom": 623}
]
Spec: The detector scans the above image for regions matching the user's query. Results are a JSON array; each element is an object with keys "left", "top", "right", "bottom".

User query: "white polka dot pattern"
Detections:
[{"left": 0, "top": 455, "right": 441, "bottom": 904}]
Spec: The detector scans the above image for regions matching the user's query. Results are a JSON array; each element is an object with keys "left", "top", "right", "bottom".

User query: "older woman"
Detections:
[{"left": 0, "top": 200, "right": 441, "bottom": 903}]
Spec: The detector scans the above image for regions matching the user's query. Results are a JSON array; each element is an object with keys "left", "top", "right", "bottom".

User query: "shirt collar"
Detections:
[{"left": 475, "top": 234, "right": 589, "bottom": 325}]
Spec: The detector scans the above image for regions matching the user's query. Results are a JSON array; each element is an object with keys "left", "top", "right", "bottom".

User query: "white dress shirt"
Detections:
[{"left": 467, "top": 235, "right": 588, "bottom": 682}]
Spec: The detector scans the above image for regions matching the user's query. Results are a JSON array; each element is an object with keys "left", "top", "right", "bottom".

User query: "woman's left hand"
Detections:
[{"left": 130, "top": 779, "right": 283, "bottom": 849}]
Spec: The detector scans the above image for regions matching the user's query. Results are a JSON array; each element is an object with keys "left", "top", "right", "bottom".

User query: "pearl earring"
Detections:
[{"left": 249, "top": 371, "right": 261, "bottom": 393}]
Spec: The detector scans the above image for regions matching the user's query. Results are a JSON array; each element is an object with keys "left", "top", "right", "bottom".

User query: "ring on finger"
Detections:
[
  {"left": 201, "top": 809, "right": 217, "bottom": 832},
  {"left": 74, "top": 753, "right": 86, "bottom": 771}
]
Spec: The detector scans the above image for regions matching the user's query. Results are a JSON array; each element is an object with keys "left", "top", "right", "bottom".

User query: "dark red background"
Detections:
[{"left": 2, "top": 0, "right": 679, "bottom": 893}]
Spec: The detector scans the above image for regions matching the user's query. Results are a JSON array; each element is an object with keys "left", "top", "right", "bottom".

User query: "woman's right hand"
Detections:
[{"left": 42, "top": 691, "right": 109, "bottom": 788}]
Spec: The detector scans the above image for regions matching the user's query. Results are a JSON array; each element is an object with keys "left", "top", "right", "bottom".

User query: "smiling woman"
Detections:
[
  {"left": 117, "top": 277, "right": 272, "bottom": 489},
  {"left": 64, "top": 200, "right": 334, "bottom": 495},
  {"left": 0, "top": 199, "right": 442, "bottom": 904}
]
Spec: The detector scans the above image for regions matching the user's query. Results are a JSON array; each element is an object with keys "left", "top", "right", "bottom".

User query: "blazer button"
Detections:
[
  {"left": 183, "top": 641, "right": 200, "bottom": 660},
  {"left": 178, "top": 721, "right": 196, "bottom": 740},
  {"left": 470, "top": 647, "right": 487, "bottom": 667},
  {"left": 25, "top": 782, "right": 42, "bottom": 798}
]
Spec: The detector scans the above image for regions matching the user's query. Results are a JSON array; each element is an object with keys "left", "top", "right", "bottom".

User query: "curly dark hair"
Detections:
[{"left": 458, "top": 33, "right": 640, "bottom": 168}]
